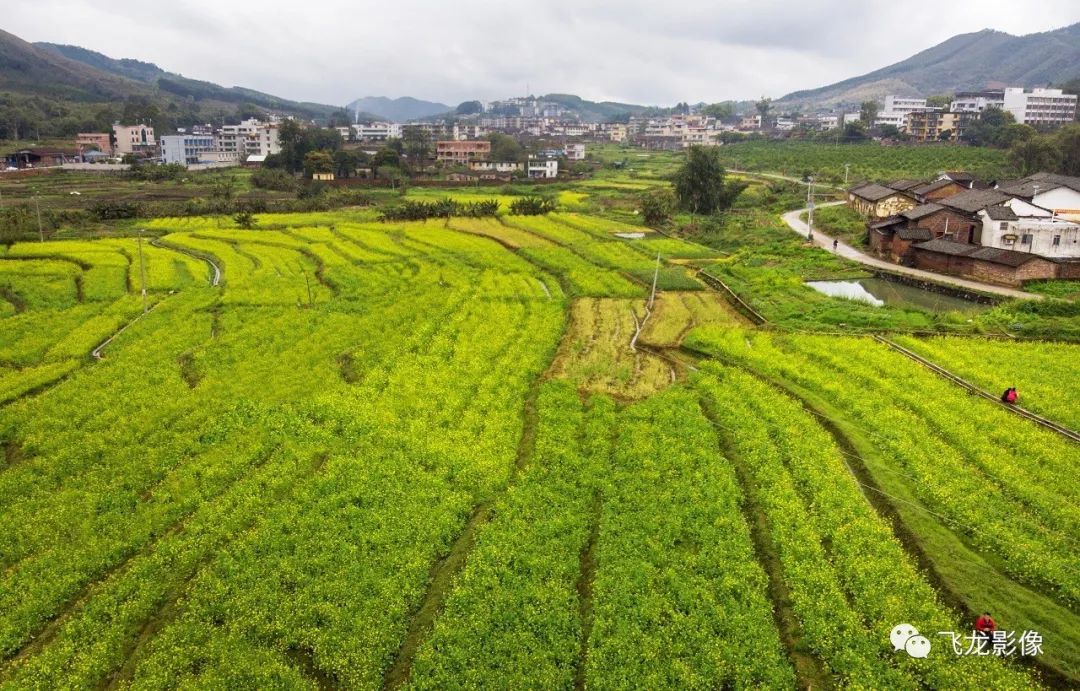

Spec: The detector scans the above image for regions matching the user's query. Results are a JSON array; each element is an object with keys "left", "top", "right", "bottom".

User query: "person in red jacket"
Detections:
[
  {"left": 975, "top": 612, "right": 997, "bottom": 650},
  {"left": 1001, "top": 387, "right": 1018, "bottom": 404}
]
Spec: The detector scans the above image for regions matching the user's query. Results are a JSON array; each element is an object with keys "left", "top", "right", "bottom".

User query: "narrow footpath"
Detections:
[
  {"left": 781, "top": 205, "right": 1042, "bottom": 301},
  {"left": 729, "top": 169, "right": 1043, "bottom": 301}
]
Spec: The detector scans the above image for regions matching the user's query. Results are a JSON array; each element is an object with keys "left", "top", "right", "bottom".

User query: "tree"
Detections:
[
  {"left": 638, "top": 188, "right": 676, "bottom": 226},
  {"left": 1056, "top": 123, "right": 1080, "bottom": 176},
  {"left": 371, "top": 146, "right": 400, "bottom": 176},
  {"left": 401, "top": 126, "right": 432, "bottom": 172},
  {"left": 962, "top": 107, "right": 1016, "bottom": 146},
  {"left": 1009, "top": 137, "right": 1062, "bottom": 176},
  {"left": 672, "top": 145, "right": 747, "bottom": 217},
  {"left": 859, "top": 101, "right": 879, "bottom": 127},
  {"left": 456, "top": 100, "right": 483, "bottom": 116},
  {"left": 333, "top": 150, "right": 357, "bottom": 178},
  {"left": 487, "top": 133, "right": 523, "bottom": 162},
  {"left": 702, "top": 102, "right": 735, "bottom": 122},
  {"left": 755, "top": 97, "right": 773, "bottom": 130},
  {"left": 926, "top": 95, "right": 952, "bottom": 109},
  {"left": 233, "top": 210, "right": 258, "bottom": 229},
  {"left": 844, "top": 120, "right": 868, "bottom": 141},
  {"left": 673, "top": 102, "right": 690, "bottom": 115},
  {"left": 878, "top": 124, "right": 902, "bottom": 139},
  {"left": 303, "top": 150, "right": 334, "bottom": 177}
]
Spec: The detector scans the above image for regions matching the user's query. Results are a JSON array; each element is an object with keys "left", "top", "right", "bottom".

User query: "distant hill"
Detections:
[
  {"left": 346, "top": 96, "right": 451, "bottom": 122},
  {"left": 0, "top": 29, "right": 145, "bottom": 101},
  {"left": 36, "top": 41, "right": 342, "bottom": 121},
  {"left": 781, "top": 22, "right": 1080, "bottom": 107},
  {"left": 538, "top": 94, "right": 659, "bottom": 122}
]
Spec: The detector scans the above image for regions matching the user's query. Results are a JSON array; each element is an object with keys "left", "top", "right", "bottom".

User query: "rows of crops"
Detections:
[
  {"left": 685, "top": 325, "right": 1080, "bottom": 681},
  {"left": 0, "top": 205, "right": 1068, "bottom": 687},
  {"left": 891, "top": 335, "right": 1080, "bottom": 430}
]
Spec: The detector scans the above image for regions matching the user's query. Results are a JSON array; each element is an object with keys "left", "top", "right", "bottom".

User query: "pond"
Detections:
[{"left": 805, "top": 278, "right": 989, "bottom": 313}]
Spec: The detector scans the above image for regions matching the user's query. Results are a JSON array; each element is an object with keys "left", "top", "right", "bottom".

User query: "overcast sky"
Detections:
[{"left": 8, "top": 1, "right": 1080, "bottom": 107}]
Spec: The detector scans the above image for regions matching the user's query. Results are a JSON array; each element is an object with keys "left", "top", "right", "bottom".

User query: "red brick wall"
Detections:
[
  {"left": 913, "top": 249, "right": 1057, "bottom": 286},
  {"left": 916, "top": 210, "right": 978, "bottom": 243}
]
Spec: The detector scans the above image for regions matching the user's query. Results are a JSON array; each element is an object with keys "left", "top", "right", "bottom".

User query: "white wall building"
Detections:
[
  {"left": 953, "top": 88, "right": 1077, "bottom": 126},
  {"left": 353, "top": 122, "right": 402, "bottom": 142},
  {"left": 977, "top": 197, "right": 1080, "bottom": 258},
  {"left": 527, "top": 158, "right": 558, "bottom": 179},
  {"left": 1002, "top": 88, "right": 1077, "bottom": 127},
  {"left": 160, "top": 134, "right": 215, "bottom": 165},
  {"left": 564, "top": 143, "right": 586, "bottom": 160},
  {"left": 216, "top": 119, "right": 281, "bottom": 160},
  {"left": 468, "top": 160, "right": 523, "bottom": 173},
  {"left": 883, "top": 95, "right": 928, "bottom": 115}
]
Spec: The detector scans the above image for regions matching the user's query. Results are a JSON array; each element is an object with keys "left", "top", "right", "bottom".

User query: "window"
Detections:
[
  {"left": 1021, "top": 234, "right": 1033, "bottom": 245},
  {"left": 1053, "top": 235, "right": 1061, "bottom": 246},
  {"left": 999, "top": 221, "right": 1009, "bottom": 231}
]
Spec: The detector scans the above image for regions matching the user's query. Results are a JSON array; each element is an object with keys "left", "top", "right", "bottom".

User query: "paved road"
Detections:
[
  {"left": 730, "top": 169, "right": 1042, "bottom": 300},
  {"left": 781, "top": 204, "right": 1042, "bottom": 301}
]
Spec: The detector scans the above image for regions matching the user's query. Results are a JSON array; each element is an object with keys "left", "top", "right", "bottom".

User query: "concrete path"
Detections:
[
  {"left": 730, "top": 168, "right": 1042, "bottom": 300},
  {"left": 781, "top": 203, "right": 1042, "bottom": 301}
]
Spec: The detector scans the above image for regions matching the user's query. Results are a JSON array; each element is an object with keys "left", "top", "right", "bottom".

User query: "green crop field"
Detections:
[{"left": 2, "top": 143, "right": 1078, "bottom": 688}]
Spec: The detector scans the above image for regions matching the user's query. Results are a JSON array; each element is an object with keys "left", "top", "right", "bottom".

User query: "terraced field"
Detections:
[{"left": 0, "top": 208, "right": 1072, "bottom": 688}]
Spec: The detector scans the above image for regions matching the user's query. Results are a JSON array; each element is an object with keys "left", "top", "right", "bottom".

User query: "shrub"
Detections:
[{"left": 509, "top": 196, "right": 557, "bottom": 215}]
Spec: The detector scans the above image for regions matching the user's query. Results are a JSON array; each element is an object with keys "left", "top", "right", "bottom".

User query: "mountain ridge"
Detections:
[{"left": 780, "top": 23, "right": 1080, "bottom": 107}]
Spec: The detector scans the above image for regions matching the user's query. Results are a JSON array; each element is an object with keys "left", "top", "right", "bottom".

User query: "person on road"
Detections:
[
  {"left": 1001, "top": 387, "right": 1018, "bottom": 404},
  {"left": 975, "top": 612, "right": 997, "bottom": 650},
  {"left": 833, "top": 238, "right": 839, "bottom": 251}
]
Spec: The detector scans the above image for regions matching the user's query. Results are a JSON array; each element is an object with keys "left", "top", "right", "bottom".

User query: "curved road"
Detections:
[
  {"left": 782, "top": 205, "right": 1041, "bottom": 301},
  {"left": 729, "top": 169, "right": 1041, "bottom": 301},
  {"left": 150, "top": 237, "right": 222, "bottom": 287}
]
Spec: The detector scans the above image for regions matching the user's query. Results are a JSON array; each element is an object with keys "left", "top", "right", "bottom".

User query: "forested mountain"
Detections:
[{"left": 781, "top": 23, "right": 1080, "bottom": 107}]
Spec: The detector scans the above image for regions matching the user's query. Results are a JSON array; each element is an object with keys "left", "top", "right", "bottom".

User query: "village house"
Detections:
[
  {"left": 847, "top": 183, "right": 916, "bottom": 218},
  {"left": 527, "top": 158, "right": 559, "bottom": 179},
  {"left": 910, "top": 178, "right": 968, "bottom": 203},
  {"left": 436, "top": 140, "right": 491, "bottom": 164},
  {"left": 76, "top": 133, "right": 112, "bottom": 156},
  {"left": 997, "top": 172, "right": 1080, "bottom": 222},
  {"left": 468, "top": 160, "right": 523, "bottom": 173},
  {"left": 5, "top": 148, "right": 81, "bottom": 169},
  {"left": 975, "top": 199, "right": 1080, "bottom": 258},
  {"left": 112, "top": 123, "right": 156, "bottom": 156},
  {"left": 910, "top": 239, "right": 1060, "bottom": 286}
]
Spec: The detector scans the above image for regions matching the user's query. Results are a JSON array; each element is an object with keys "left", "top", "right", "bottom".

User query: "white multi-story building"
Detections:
[
  {"left": 883, "top": 96, "right": 927, "bottom": 116},
  {"left": 216, "top": 119, "right": 281, "bottom": 160},
  {"left": 527, "top": 158, "right": 558, "bottom": 179},
  {"left": 1002, "top": 88, "right": 1077, "bottom": 127},
  {"left": 160, "top": 134, "right": 215, "bottom": 165},
  {"left": 977, "top": 197, "right": 1080, "bottom": 258},
  {"left": 353, "top": 122, "right": 402, "bottom": 142},
  {"left": 564, "top": 143, "right": 586, "bottom": 160},
  {"left": 953, "top": 88, "right": 1077, "bottom": 126},
  {"left": 113, "top": 123, "right": 156, "bottom": 155}
]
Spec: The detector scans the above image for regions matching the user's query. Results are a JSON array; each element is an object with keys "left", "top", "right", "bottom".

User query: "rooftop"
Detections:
[
  {"left": 850, "top": 183, "right": 908, "bottom": 202},
  {"left": 937, "top": 188, "right": 1014, "bottom": 214}
]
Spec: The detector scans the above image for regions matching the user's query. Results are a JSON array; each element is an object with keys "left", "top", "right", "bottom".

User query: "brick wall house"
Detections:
[{"left": 911, "top": 239, "right": 1058, "bottom": 286}]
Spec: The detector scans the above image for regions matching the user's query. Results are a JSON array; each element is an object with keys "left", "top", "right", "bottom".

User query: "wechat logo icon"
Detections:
[{"left": 891, "top": 623, "right": 931, "bottom": 659}]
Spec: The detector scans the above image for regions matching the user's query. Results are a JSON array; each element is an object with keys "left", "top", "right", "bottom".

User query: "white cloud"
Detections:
[{"left": 7, "top": 0, "right": 1080, "bottom": 106}]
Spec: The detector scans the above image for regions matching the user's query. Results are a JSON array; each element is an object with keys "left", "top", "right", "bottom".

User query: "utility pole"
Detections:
[
  {"left": 137, "top": 230, "right": 148, "bottom": 313},
  {"left": 648, "top": 251, "right": 660, "bottom": 310},
  {"left": 34, "top": 194, "right": 44, "bottom": 242},
  {"left": 844, "top": 164, "right": 851, "bottom": 186},
  {"left": 806, "top": 176, "right": 815, "bottom": 243}
]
